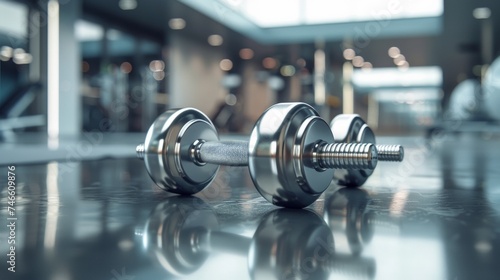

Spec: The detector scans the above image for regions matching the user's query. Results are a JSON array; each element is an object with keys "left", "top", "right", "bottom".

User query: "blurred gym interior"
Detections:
[{"left": 0, "top": 1, "right": 500, "bottom": 279}]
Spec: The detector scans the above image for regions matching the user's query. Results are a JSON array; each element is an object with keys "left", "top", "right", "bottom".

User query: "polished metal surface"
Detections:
[
  {"left": 248, "top": 103, "right": 382, "bottom": 208},
  {"left": 316, "top": 142, "right": 378, "bottom": 170},
  {"left": 197, "top": 141, "right": 249, "bottom": 166},
  {"left": 331, "top": 114, "right": 377, "bottom": 187},
  {"left": 376, "top": 145, "right": 404, "bottom": 162},
  {"left": 141, "top": 108, "right": 219, "bottom": 194},
  {"left": 139, "top": 103, "right": 385, "bottom": 208},
  {"left": 330, "top": 114, "right": 403, "bottom": 187},
  {"left": 1, "top": 136, "right": 500, "bottom": 279},
  {"left": 330, "top": 114, "right": 404, "bottom": 163},
  {"left": 248, "top": 103, "right": 335, "bottom": 208}
]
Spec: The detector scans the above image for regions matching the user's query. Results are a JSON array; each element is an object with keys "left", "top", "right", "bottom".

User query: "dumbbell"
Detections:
[
  {"left": 330, "top": 114, "right": 404, "bottom": 187},
  {"left": 139, "top": 196, "right": 376, "bottom": 279},
  {"left": 136, "top": 102, "right": 378, "bottom": 208}
]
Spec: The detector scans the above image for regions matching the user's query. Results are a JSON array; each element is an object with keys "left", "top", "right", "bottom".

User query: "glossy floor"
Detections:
[{"left": 1, "top": 136, "right": 500, "bottom": 280}]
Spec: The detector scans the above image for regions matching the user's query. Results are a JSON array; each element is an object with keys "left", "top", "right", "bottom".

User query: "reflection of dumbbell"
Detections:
[
  {"left": 137, "top": 103, "right": 379, "bottom": 208},
  {"left": 324, "top": 187, "right": 402, "bottom": 257},
  {"left": 324, "top": 188, "right": 375, "bottom": 256},
  {"left": 139, "top": 196, "right": 376, "bottom": 280},
  {"left": 330, "top": 115, "right": 404, "bottom": 187}
]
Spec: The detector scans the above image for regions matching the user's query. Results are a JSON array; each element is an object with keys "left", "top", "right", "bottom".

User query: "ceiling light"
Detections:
[
  {"left": 13, "top": 48, "right": 24, "bottom": 55},
  {"left": 394, "top": 54, "right": 406, "bottom": 66},
  {"left": 220, "top": 59, "right": 233, "bottom": 71},
  {"left": 473, "top": 7, "right": 491, "bottom": 19},
  {"left": 362, "top": 62, "right": 373, "bottom": 71},
  {"left": 388, "top": 47, "right": 400, "bottom": 58},
  {"left": 119, "top": 0, "right": 137, "bottom": 11},
  {"left": 262, "top": 57, "right": 278, "bottom": 69},
  {"left": 352, "top": 56, "right": 364, "bottom": 67},
  {"left": 168, "top": 18, "right": 186, "bottom": 30},
  {"left": 0, "top": 46, "right": 13, "bottom": 61},
  {"left": 149, "top": 60, "right": 165, "bottom": 72},
  {"left": 398, "top": 61, "right": 410, "bottom": 70},
  {"left": 120, "top": 62, "right": 132, "bottom": 74},
  {"left": 280, "top": 65, "right": 296, "bottom": 76},
  {"left": 13, "top": 52, "right": 32, "bottom": 64},
  {"left": 343, "top": 48, "right": 355, "bottom": 60},
  {"left": 208, "top": 34, "right": 223, "bottom": 46},
  {"left": 239, "top": 48, "right": 254, "bottom": 60},
  {"left": 353, "top": 66, "right": 442, "bottom": 88}
]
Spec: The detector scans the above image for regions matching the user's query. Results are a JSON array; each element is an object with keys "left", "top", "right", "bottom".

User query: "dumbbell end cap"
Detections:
[
  {"left": 141, "top": 108, "right": 219, "bottom": 195},
  {"left": 377, "top": 145, "right": 404, "bottom": 162}
]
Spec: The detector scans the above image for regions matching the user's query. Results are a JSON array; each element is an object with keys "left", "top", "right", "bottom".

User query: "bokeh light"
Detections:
[
  {"left": 388, "top": 47, "right": 400, "bottom": 58},
  {"left": 352, "top": 56, "right": 364, "bottom": 67},
  {"left": 239, "top": 48, "right": 254, "bottom": 60},
  {"left": 168, "top": 18, "right": 186, "bottom": 30},
  {"left": 343, "top": 48, "right": 356, "bottom": 60},
  {"left": 280, "top": 65, "right": 296, "bottom": 76},
  {"left": 394, "top": 54, "right": 406, "bottom": 66},
  {"left": 220, "top": 59, "right": 233, "bottom": 71},
  {"left": 120, "top": 62, "right": 132, "bottom": 74},
  {"left": 262, "top": 57, "right": 278, "bottom": 69},
  {"left": 208, "top": 34, "right": 223, "bottom": 46},
  {"left": 149, "top": 60, "right": 165, "bottom": 72}
]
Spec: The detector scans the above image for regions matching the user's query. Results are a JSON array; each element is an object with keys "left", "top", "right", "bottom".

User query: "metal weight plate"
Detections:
[
  {"left": 248, "top": 103, "right": 335, "bottom": 208},
  {"left": 330, "top": 114, "right": 375, "bottom": 187},
  {"left": 143, "top": 108, "right": 219, "bottom": 194}
]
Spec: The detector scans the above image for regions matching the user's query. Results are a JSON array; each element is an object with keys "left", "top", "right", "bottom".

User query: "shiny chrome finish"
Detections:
[
  {"left": 249, "top": 103, "right": 334, "bottom": 208},
  {"left": 141, "top": 197, "right": 375, "bottom": 279},
  {"left": 196, "top": 140, "right": 248, "bottom": 166},
  {"left": 249, "top": 103, "right": 378, "bottom": 208},
  {"left": 137, "top": 108, "right": 249, "bottom": 194},
  {"left": 136, "top": 143, "right": 145, "bottom": 159},
  {"left": 377, "top": 145, "right": 404, "bottom": 162},
  {"left": 251, "top": 209, "right": 376, "bottom": 280},
  {"left": 330, "top": 114, "right": 404, "bottom": 162},
  {"left": 139, "top": 104, "right": 379, "bottom": 208},
  {"left": 324, "top": 188, "right": 375, "bottom": 256},
  {"left": 249, "top": 209, "right": 333, "bottom": 280},
  {"left": 139, "top": 108, "right": 219, "bottom": 194},
  {"left": 142, "top": 197, "right": 219, "bottom": 276},
  {"left": 330, "top": 114, "right": 404, "bottom": 187},
  {"left": 316, "top": 142, "right": 378, "bottom": 170}
]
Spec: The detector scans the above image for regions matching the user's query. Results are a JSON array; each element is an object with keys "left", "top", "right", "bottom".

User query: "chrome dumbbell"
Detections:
[
  {"left": 330, "top": 114, "right": 404, "bottom": 187},
  {"left": 139, "top": 196, "right": 376, "bottom": 280},
  {"left": 137, "top": 103, "right": 378, "bottom": 208}
]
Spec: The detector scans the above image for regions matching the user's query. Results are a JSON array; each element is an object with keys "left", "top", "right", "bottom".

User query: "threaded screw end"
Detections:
[
  {"left": 136, "top": 144, "right": 145, "bottom": 159},
  {"left": 318, "top": 143, "right": 378, "bottom": 170},
  {"left": 376, "top": 145, "right": 404, "bottom": 162}
]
